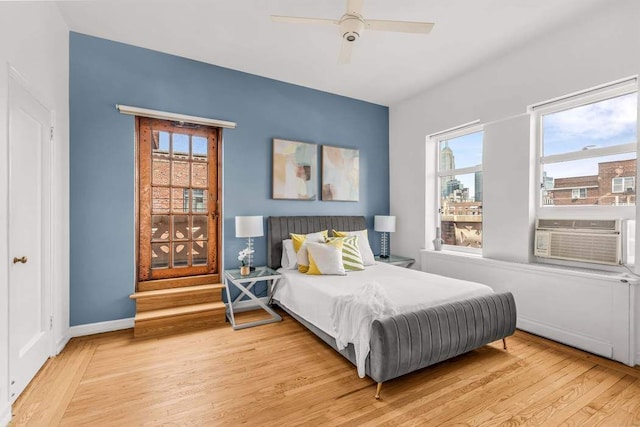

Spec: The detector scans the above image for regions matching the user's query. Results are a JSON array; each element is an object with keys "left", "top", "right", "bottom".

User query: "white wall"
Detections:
[
  {"left": 389, "top": 0, "right": 640, "bottom": 361},
  {"left": 0, "top": 3, "right": 69, "bottom": 424}
]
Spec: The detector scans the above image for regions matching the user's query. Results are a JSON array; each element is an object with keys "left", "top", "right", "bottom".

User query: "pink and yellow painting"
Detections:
[
  {"left": 272, "top": 139, "right": 317, "bottom": 200},
  {"left": 321, "top": 146, "right": 359, "bottom": 201}
]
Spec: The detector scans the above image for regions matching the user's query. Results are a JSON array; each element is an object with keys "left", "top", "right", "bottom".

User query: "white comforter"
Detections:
[{"left": 275, "top": 262, "right": 494, "bottom": 377}]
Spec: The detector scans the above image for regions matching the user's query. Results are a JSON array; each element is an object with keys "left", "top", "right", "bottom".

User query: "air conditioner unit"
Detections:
[{"left": 534, "top": 219, "right": 621, "bottom": 265}]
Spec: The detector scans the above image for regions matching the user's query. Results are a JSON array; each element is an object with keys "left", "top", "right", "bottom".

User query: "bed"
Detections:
[{"left": 267, "top": 215, "right": 517, "bottom": 398}]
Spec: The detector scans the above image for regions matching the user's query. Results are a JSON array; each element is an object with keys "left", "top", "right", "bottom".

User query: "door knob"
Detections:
[{"left": 13, "top": 256, "right": 27, "bottom": 264}]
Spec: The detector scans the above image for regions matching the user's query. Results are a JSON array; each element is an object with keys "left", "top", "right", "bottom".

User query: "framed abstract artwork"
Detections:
[
  {"left": 321, "top": 145, "right": 359, "bottom": 201},
  {"left": 272, "top": 138, "right": 317, "bottom": 200}
]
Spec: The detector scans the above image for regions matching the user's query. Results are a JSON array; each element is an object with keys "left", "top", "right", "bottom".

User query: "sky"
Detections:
[{"left": 440, "top": 91, "right": 638, "bottom": 200}]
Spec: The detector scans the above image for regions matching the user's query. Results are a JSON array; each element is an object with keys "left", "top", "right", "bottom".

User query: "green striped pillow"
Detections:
[{"left": 325, "top": 236, "right": 364, "bottom": 271}]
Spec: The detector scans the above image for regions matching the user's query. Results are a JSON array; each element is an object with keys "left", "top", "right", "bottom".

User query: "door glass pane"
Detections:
[
  {"left": 192, "top": 215, "right": 208, "bottom": 240},
  {"left": 173, "top": 133, "right": 189, "bottom": 158},
  {"left": 152, "top": 159, "right": 170, "bottom": 185},
  {"left": 192, "top": 241, "right": 207, "bottom": 266},
  {"left": 151, "top": 243, "right": 169, "bottom": 268},
  {"left": 173, "top": 215, "right": 190, "bottom": 240},
  {"left": 192, "top": 163, "right": 207, "bottom": 188},
  {"left": 192, "top": 136, "right": 208, "bottom": 160},
  {"left": 171, "top": 188, "right": 189, "bottom": 213},
  {"left": 192, "top": 189, "right": 207, "bottom": 213},
  {"left": 173, "top": 242, "right": 189, "bottom": 267},
  {"left": 151, "top": 215, "right": 170, "bottom": 241},
  {"left": 152, "top": 187, "right": 170, "bottom": 213},
  {"left": 172, "top": 161, "right": 190, "bottom": 187}
]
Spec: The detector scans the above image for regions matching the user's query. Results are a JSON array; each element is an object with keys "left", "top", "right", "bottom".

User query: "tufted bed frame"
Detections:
[{"left": 267, "top": 215, "right": 517, "bottom": 399}]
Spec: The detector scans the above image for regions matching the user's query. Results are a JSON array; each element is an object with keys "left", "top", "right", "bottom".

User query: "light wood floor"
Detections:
[{"left": 10, "top": 309, "right": 640, "bottom": 426}]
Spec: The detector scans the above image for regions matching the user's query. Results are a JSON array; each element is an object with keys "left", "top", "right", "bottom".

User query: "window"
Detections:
[
  {"left": 572, "top": 188, "right": 587, "bottom": 199},
  {"left": 612, "top": 177, "right": 635, "bottom": 193},
  {"left": 435, "top": 125, "right": 483, "bottom": 250},
  {"left": 535, "top": 80, "right": 638, "bottom": 209}
]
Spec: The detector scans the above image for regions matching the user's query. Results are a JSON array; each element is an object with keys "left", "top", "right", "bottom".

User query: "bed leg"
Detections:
[
  {"left": 503, "top": 338, "right": 508, "bottom": 350},
  {"left": 375, "top": 382, "right": 383, "bottom": 399}
]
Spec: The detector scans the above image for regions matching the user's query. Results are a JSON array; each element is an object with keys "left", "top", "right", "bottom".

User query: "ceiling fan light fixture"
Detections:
[{"left": 340, "top": 14, "right": 364, "bottom": 42}]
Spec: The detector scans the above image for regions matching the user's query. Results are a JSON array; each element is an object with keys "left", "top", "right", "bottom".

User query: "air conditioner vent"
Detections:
[
  {"left": 537, "top": 219, "right": 618, "bottom": 231},
  {"left": 549, "top": 233, "right": 619, "bottom": 265},
  {"left": 534, "top": 219, "right": 622, "bottom": 265}
]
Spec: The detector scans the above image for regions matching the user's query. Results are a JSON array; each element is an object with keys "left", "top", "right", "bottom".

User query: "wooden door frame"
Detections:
[{"left": 134, "top": 117, "right": 222, "bottom": 287}]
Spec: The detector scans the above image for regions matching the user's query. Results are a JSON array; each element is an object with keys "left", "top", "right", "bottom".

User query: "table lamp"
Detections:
[
  {"left": 235, "top": 216, "right": 264, "bottom": 270},
  {"left": 374, "top": 215, "right": 396, "bottom": 258}
]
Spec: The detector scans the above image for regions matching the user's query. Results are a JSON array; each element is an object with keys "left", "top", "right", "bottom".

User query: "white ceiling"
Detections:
[{"left": 56, "top": 0, "right": 609, "bottom": 106}]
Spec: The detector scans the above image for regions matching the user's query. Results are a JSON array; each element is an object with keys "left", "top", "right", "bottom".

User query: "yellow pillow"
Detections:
[
  {"left": 306, "top": 240, "right": 345, "bottom": 275},
  {"left": 291, "top": 230, "right": 328, "bottom": 273}
]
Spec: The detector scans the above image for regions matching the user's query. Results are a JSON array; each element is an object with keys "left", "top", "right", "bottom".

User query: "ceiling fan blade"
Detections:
[
  {"left": 271, "top": 15, "right": 338, "bottom": 26},
  {"left": 338, "top": 40, "right": 353, "bottom": 64},
  {"left": 347, "top": 0, "right": 364, "bottom": 15},
  {"left": 366, "top": 19, "right": 434, "bottom": 34}
]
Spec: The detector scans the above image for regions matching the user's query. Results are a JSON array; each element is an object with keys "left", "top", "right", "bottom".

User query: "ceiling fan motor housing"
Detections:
[{"left": 340, "top": 14, "right": 364, "bottom": 42}]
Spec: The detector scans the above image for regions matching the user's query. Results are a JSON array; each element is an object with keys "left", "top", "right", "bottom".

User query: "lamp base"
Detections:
[{"left": 379, "top": 254, "right": 389, "bottom": 259}]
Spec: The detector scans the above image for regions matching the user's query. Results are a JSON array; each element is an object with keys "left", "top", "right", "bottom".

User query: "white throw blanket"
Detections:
[{"left": 330, "top": 282, "right": 397, "bottom": 378}]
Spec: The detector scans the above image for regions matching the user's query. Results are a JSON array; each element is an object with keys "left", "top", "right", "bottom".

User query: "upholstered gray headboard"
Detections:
[{"left": 267, "top": 216, "right": 367, "bottom": 269}]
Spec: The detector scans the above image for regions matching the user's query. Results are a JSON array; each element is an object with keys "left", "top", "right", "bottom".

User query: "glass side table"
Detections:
[
  {"left": 375, "top": 254, "right": 415, "bottom": 268},
  {"left": 224, "top": 266, "right": 282, "bottom": 330}
]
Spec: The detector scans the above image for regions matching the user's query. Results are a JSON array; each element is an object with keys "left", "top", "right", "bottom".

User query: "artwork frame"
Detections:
[
  {"left": 321, "top": 145, "right": 360, "bottom": 202},
  {"left": 272, "top": 138, "right": 317, "bottom": 200}
]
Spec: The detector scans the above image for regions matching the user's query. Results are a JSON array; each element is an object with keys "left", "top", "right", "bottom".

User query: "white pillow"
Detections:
[
  {"left": 291, "top": 230, "right": 329, "bottom": 273},
  {"left": 280, "top": 239, "right": 297, "bottom": 270},
  {"left": 305, "top": 241, "right": 346, "bottom": 276},
  {"left": 333, "top": 229, "right": 375, "bottom": 266}
]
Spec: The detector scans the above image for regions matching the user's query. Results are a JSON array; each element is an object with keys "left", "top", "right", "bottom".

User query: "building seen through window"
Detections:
[{"left": 438, "top": 130, "right": 483, "bottom": 249}]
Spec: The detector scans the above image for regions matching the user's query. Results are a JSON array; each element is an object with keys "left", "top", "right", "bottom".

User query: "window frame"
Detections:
[
  {"left": 533, "top": 79, "right": 638, "bottom": 219},
  {"left": 433, "top": 123, "right": 484, "bottom": 254},
  {"left": 612, "top": 176, "right": 635, "bottom": 193},
  {"left": 571, "top": 188, "right": 587, "bottom": 199}
]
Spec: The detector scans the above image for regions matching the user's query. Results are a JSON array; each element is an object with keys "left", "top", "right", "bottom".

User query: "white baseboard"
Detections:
[
  {"left": 518, "top": 316, "right": 615, "bottom": 360},
  {"left": 69, "top": 318, "right": 134, "bottom": 338},
  {"left": 1, "top": 403, "right": 11, "bottom": 427},
  {"left": 56, "top": 334, "right": 70, "bottom": 355}
]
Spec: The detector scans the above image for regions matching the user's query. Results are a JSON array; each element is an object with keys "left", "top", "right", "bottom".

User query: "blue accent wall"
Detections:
[{"left": 70, "top": 32, "right": 389, "bottom": 326}]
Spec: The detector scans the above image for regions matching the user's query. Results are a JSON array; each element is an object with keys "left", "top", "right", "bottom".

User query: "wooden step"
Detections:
[
  {"left": 137, "top": 274, "right": 220, "bottom": 292},
  {"left": 130, "top": 284, "right": 225, "bottom": 311},
  {"left": 134, "top": 302, "right": 226, "bottom": 338}
]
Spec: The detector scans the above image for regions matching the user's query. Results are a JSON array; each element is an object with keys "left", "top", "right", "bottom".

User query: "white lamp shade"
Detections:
[
  {"left": 374, "top": 215, "right": 396, "bottom": 233},
  {"left": 235, "top": 216, "right": 264, "bottom": 238}
]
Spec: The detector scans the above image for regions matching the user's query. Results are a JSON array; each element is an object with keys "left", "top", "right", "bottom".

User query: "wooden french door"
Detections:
[{"left": 137, "top": 117, "right": 221, "bottom": 282}]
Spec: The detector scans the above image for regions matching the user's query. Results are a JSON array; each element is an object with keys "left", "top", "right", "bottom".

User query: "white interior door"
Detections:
[{"left": 8, "top": 74, "right": 52, "bottom": 403}]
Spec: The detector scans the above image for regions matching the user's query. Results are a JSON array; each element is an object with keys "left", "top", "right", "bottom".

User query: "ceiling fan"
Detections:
[{"left": 271, "top": 0, "right": 435, "bottom": 64}]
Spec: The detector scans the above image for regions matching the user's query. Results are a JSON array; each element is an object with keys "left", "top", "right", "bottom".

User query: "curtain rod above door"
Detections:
[{"left": 116, "top": 104, "right": 237, "bottom": 129}]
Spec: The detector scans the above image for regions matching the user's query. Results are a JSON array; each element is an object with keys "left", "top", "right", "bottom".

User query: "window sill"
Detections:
[{"left": 421, "top": 249, "right": 639, "bottom": 285}]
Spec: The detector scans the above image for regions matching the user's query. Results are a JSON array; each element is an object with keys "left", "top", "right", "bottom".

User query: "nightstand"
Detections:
[
  {"left": 224, "top": 266, "right": 282, "bottom": 330},
  {"left": 375, "top": 254, "right": 415, "bottom": 268}
]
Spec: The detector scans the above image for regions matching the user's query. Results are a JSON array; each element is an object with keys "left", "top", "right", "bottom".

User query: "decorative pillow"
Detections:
[
  {"left": 280, "top": 239, "right": 298, "bottom": 270},
  {"left": 306, "top": 240, "right": 346, "bottom": 276},
  {"left": 333, "top": 229, "right": 375, "bottom": 266},
  {"left": 325, "top": 236, "right": 364, "bottom": 271},
  {"left": 291, "top": 230, "right": 329, "bottom": 273}
]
